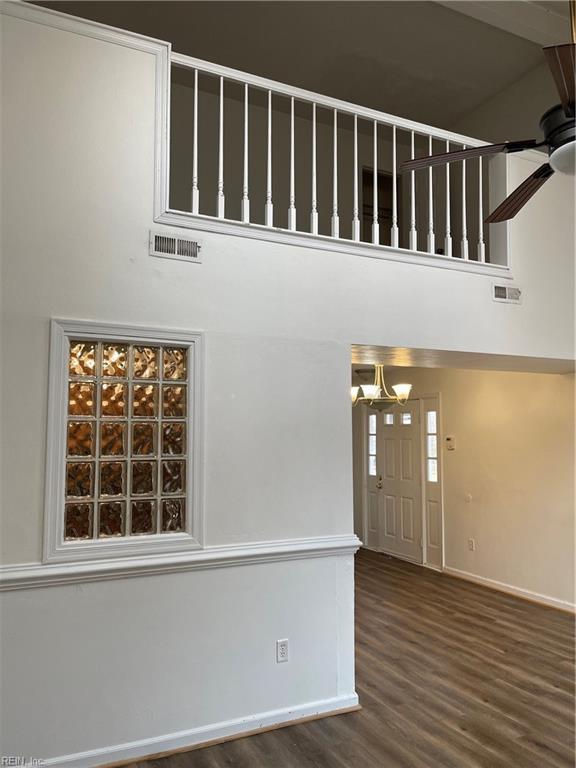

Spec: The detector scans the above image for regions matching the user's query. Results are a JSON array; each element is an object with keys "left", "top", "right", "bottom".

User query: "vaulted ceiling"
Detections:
[{"left": 37, "top": 1, "right": 568, "bottom": 138}]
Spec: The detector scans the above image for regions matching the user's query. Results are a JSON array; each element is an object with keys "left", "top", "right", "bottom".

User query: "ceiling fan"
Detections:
[{"left": 401, "top": 1, "right": 576, "bottom": 224}]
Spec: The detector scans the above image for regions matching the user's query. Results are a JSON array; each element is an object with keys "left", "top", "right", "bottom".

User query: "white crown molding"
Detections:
[
  {"left": 1, "top": 1, "right": 169, "bottom": 53},
  {"left": 444, "top": 566, "right": 575, "bottom": 613},
  {"left": 1, "top": 1, "right": 172, "bottom": 225},
  {"left": 39, "top": 693, "right": 359, "bottom": 768},
  {"left": 0, "top": 535, "right": 362, "bottom": 592},
  {"left": 156, "top": 210, "right": 513, "bottom": 279}
]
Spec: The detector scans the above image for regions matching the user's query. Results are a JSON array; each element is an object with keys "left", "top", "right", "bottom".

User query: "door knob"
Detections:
[{"left": 376, "top": 475, "right": 383, "bottom": 489}]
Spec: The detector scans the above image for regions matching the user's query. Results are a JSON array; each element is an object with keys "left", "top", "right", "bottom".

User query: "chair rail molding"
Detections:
[{"left": 0, "top": 534, "right": 362, "bottom": 591}]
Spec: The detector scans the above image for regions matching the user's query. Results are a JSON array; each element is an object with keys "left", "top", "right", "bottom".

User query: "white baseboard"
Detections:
[
  {"left": 42, "top": 694, "right": 359, "bottom": 768},
  {"left": 444, "top": 566, "right": 575, "bottom": 613}
]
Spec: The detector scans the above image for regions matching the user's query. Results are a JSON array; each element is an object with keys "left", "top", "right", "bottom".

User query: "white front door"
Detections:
[{"left": 377, "top": 401, "right": 423, "bottom": 563}]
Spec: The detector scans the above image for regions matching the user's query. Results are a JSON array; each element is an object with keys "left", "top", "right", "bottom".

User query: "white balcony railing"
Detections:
[{"left": 163, "top": 53, "right": 510, "bottom": 270}]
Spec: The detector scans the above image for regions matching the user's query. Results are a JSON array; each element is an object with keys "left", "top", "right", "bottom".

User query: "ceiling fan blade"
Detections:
[
  {"left": 543, "top": 43, "right": 576, "bottom": 116},
  {"left": 401, "top": 139, "right": 539, "bottom": 173},
  {"left": 485, "top": 163, "right": 554, "bottom": 224}
]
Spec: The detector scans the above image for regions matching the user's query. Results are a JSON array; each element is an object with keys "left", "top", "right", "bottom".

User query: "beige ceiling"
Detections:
[
  {"left": 36, "top": 1, "right": 560, "bottom": 134},
  {"left": 351, "top": 345, "right": 575, "bottom": 375}
]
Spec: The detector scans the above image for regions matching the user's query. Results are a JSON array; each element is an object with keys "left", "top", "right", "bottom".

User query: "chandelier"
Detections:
[{"left": 351, "top": 364, "right": 412, "bottom": 408}]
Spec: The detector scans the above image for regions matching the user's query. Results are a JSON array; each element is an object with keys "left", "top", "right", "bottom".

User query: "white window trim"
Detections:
[{"left": 43, "top": 319, "right": 205, "bottom": 564}]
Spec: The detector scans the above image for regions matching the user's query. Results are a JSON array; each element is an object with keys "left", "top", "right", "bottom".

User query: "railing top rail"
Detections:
[{"left": 172, "top": 50, "right": 488, "bottom": 148}]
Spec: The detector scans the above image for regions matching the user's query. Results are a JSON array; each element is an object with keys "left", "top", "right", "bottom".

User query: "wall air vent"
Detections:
[
  {"left": 493, "top": 284, "right": 522, "bottom": 304},
  {"left": 150, "top": 231, "right": 202, "bottom": 263}
]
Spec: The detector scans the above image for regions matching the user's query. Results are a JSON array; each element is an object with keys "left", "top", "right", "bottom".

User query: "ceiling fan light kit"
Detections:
[{"left": 400, "top": 0, "right": 576, "bottom": 224}]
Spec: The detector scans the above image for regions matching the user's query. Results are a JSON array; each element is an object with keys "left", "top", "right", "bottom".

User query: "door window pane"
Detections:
[
  {"left": 427, "top": 435, "right": 437, "bottom": 458},
  {"left": 401, "top": 412, "right": 412, "bottom": 425},
  {"left": 427, "top": 410, "right": 437, "bottom": 434},
  {"left": 368, "top": 455, "right": 377, "bottom": 476}
]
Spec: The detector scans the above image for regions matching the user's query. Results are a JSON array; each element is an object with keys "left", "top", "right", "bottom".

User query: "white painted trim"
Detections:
[
  {"left": 171, "top": 51, "right": 488, "bottom": 149},
  {"left": 444, "top": 566, "right": 575, "bottom": 613},
  {"left": 0, "top": 2, "right": 172, "bottom": 227},
  {"left": 0, "top": 1, "right": 170, "bottom": 53},
  {"left": 43, "top": 319, "right": 205, "bottom": 564},
  {"left": 37, "top": 693, "right": 359, "bottom": 768},
  {"left": 156, "top": 210, "right": 513, "bottom": 278},
  {"left": 0, "top": 535, "right": 361, "bottom": 591}
]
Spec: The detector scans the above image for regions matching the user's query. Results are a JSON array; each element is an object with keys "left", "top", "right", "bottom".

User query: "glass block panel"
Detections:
[
  {"left": 401, "top": 412, "right": 412, "bottom": 425},
  {"left": 131, "top": 461, "right": 156, "bottom": 496},
  {"left": 427, "top": 435, "right": 438, "bottom": 459},
  {"left": 427, "top": 459, "right": 438, "bottom": 483},
  {"left": 65, "top": 503, "right": 93, "bottom": 539},
  {"left": 67, "top": 421, "right": 94, "bottom": 456},
  {"left": 368, "top": 414, "right": 377, "bottom": 434},
  {"left": 427, "top": 410, "right": 437, "bottom": 435},
  {"left": 133, "top": 346, "right": 158, "bottom": 379},
  {"left": 132, "top": 384, "right": 158, "bottom": 418},
  {"left": 163, "top": 347, "right": 187, "bottom": 380},
  {"left": 69, "top": 342, "right": 96, "bottom": 377},
  {"left": 101, "top": 383, "right": 126, "bottom": 417},
  {"left": 162, "top": 498, "right": 185, "bottom": 532},
  {"left": 368, "top": 455, "right": 377, "bottom": 476},
  {"left": 162, "top": 460, "right": 185, "bottom": 494},
  {"left": 66, "top": 462, "right": 93, "bottom": 498},
  {"left": 163, "top": 385, "right": 186, "bottom": 418},
  {"left": 68, "top": 382, "right": 95, "bottom": 416},
  {"left": 132, "top": 422, "right": 156, "bottom": 456},
  {"left": 100, "top": 461, "right": 125, "bottom": 497},
  {"left": 100, "top": 422, "right": 125, "bottom": 456},
  {"left": 162, "top": 422, "right": 186, "bottom": 456},
  {"left": 98, "top": 501, "right": 125, "bottom": 537},
  {"left": 368, "top": 435, "right": 376, "bottom": 455},
  {"left": 131, "top": 500, "right": 156, "bottom": 535},
  {"left": 384, "top": 413, "right": 394, "bottom": 425},
  {"left": 102, "top": 344, "right": 128, "bottom": 378}
]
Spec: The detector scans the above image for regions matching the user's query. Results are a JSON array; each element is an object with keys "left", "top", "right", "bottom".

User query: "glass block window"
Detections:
[
  {"left": 65, "top": 340, "right": 188, "bottom": 540},
  {"left": 45, "top": 321, "right": 203, "bottom": 563}
]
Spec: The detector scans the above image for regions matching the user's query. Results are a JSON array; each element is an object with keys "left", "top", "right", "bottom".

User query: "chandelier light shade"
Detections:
[
  {"left": 351, "top": 365, "right": 412, "bottom": 407},
  {"left": 391, "top": 383, "right": 412, "bottom": 404}
]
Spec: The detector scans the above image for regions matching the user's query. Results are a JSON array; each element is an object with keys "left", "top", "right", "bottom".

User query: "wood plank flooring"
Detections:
[{"left": 131, "top": 549, "right": 575, "bottom": 768}]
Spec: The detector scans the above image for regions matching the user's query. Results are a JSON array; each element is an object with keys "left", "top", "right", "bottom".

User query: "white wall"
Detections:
[
  {"left": 355, "top": 367, "right": 575, "bottom": 607},
  {"left": 0, "top": 7, "right": 574, "bottom": 764}
]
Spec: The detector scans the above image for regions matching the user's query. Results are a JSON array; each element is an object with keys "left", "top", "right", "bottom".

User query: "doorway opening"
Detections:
[{"left": 362, "top": 395, "right": 444, "bottom": 569}]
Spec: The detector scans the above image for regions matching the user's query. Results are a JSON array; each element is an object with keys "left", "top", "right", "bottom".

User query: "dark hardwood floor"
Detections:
[{"left": 132, "top": 549, "right": 575, "bottom": 768}]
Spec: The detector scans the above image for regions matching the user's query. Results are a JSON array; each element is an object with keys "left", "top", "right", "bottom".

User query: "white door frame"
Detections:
[{"left": 359, "top": 394, "right": 445, "bottom": 571}]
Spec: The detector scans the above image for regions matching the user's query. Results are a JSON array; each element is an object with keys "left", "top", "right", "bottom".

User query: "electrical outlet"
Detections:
[
  {"left": 468, "top": 538, "right": 476, "bottom": 551},
  {"left": 276, "top": 639, "right": 289, "bottom": 663}
]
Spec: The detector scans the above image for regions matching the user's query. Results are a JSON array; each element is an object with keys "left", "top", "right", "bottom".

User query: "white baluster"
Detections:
[
  {"left": 216, "top": 76, "right": 225, "bottom": 219},
  {"left": 391, "top": 125, "right": 399, "bottom": 248},
  {"left": 372, "top": 121, "right": 379, "bottom": 245},
  {"left": 265, "top": 90, "right": 273, "bottom": 227},
  {"left": 409, "top": 130, "right": 417, "bottom": 251},
  {"left": 241, "top": 83, "right": 250, "bottom": 223},
  {"left": 461, "top": 145, "right": 469, "bottom": 259},
  {"left": 191, "top": 68, "right": 199, "bottom": 214},
  {"left": 352, "top": 115, "right": 360, "bottom": 242},
  {"left": 311, "top": 103, "right": 318, "bottom": 234},
  {"left": 427, "top": 135, "right": 435, "bottom": 254},
  {"left": 445, "top": 140, "right": 452, "bottom": 257},
  {"left": 288, "top": 97, "right": 297, "bottom": 231},
  {"left": 331, "top": 109, "right": 339, "bottom": 238},
  {"left": 478, "top": 156, "right": 486, "bottom": 262}
]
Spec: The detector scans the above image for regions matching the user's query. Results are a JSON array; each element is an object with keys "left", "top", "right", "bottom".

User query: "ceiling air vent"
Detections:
[
  {"left": 493, "top": 284, "right": 522, "bottom": 304},
  {"left": 150, "top": 231, "right": 202, "bottom": 264}
]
